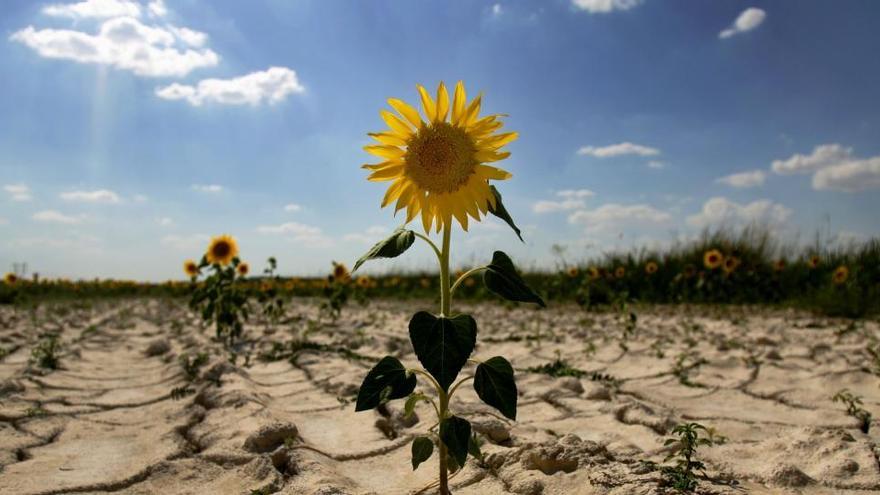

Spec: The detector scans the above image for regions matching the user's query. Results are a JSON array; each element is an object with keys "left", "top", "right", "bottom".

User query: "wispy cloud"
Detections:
[
  {"left": 156, "top": 67, "right": 305, "bottom": 106},
  {"left": 568, "top": 203, "right": 671, "bottom": 231},
  {"left": 647, "top": 160, "right": 666, "bottom": 170},
  {"left": 43, "top": 0, "right": 142, "bottom": 19},
  {"left": 686, "top": 197, "right": 791, "bottom": 228},
  {"left": 156, "top": 217, "right": 173, "bottom": 227},
  {"left": 32, "top": 209, "right": 85, "bottom": 224},
  {"left": 719, "top": 7, "right": 766, "bottom": 39},
  {"left": 256, "top": 222, "right": 331, "bottom": 247},
  {"left": 60, "top": 189, "right": 121, "bottom": 204},
  {"left": 715, "top": 170, "right": 766, "bottom": 188},
  {"left": 771, "top": 144, "right": 880, "bottom": 192},
  {"left": 4, "top": 183, "right": 32, "bottom": 202},
  {"left": 577, "top": 142, "right": 660, "bottom": 158},
  {"left": 191, "top": 184, "right": 224, "bottom": 193},
  {"left": 283, "top": 203, "right": 302, "bottom": 212},
  {"left": 343, "top": 225, "right": 388, "bottom": 244},
  {"left": 161, "top": 233, "right": 209, "bottom": 251},
  {"left": 533, "top": 189, "right": 594, "bottom": 213},
  {"left": 571, "top": 0, "right": 643, "bottom": 14}
]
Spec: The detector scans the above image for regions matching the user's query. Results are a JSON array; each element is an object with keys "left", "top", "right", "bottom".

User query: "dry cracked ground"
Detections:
[{"left": 1, "top": 298, "right": 879, "bottom": 494}]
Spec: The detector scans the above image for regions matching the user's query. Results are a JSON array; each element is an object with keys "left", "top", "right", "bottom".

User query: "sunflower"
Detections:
[
  {"left": 420, "top": 277, "right": 431, "bottom": 288},
  {"left": 566, "top": 267, "right": 579, "bottom": 278},
  {"left": 206, "top": 234, "right": 238, "bottom": 266},
  {"left": 587, "top": 267, "right": 600, "bottom": 281},
  {"left": 183, "top": 260, "right": 199, "bottom": 278},
  {"left": 722, "top": 256, "right": 741, "bottom": 275},
  {"left": 703, "top": 249, "right": 723, "bottom": 270},
  {"left": 807, "top": 255, "right": 821, "bottom": 269},
  {"left": 237, "top": 262, "right": 250, "bottom": 277},
  {"left": 773, "top": 259, "right": 786, "bottom": 272},
  {"left": 614, "top": 267, "right": 626, "bottom": 279},
  {"left": 363, "top": 81, "right": 516, "bottom": 233},
  {"left": 832, "top": 265, "right": 849, "bottom": 285},
  {"left": 332, "top": 262, "right": 350, "bottom": 282},
  {"left": 356, "top": 276, "right": 372, "bottom": 289},
  {"left": 645, "top": 261, "right": 658, "bottom": 275},
  {"left": 4, "top": 273, "right": 17, "bottom": 285}
]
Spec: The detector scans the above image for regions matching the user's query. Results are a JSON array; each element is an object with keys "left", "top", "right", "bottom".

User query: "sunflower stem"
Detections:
[{"left": 437, "top": 222, "right": 452, "bottom": 494}]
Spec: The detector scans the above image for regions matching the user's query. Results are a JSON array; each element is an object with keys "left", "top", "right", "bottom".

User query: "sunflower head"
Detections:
[
  {"left": 614, "top": 267, "right": 626, "bottom": 279},
  {"left": 206, "top": 234, "right": 239, "bottom": 266},
  {"left": 587, "top": 267, "right": 600, "bottom": 281},
  {"left": 4, "top": 273, "right": 17, "bottom": 285},
  {"left": 356, "top": 276, "right": 371, "bottom": 289},
  {"left": 237, "top": 262, "right": 250, "bottom": 277},
  {"left": 832, "top": 265, "right": 849, "bottom": 285},
  {"left": 722, "top": 256, "right": 741, "bottom": 274},
  {"left": 645, "top": 261, "right": 658, "bottom": 275},
  {"left": 363, "top": 81, "right": 516, "bottom": 233},
  {"left": 703, "top": 249, "right": 724, "bottom": 270},
  {"left": 420, "top": 277, "right": 431, "bottom": 288},
  {"left": 808, "top": 255, "right": 821, "bottom": 269},
  {"left": 567, "top": 267, "right": 579, "bottom": 278},
  {"left": 332, "top": 262, "right": 350, "bottom": 282},
  {"left": 183, "top": 260, "right": 199, "bottom": 278},
  {"left": 773, "top": 259, "right": 786, "bottom": 272}
]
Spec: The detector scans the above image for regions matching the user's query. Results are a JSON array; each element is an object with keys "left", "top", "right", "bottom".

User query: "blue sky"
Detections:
[{"left": 1, "top": 0, "right": 879, "bottom": 280}]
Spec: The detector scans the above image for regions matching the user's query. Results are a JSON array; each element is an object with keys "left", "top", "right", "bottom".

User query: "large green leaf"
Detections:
[
  {"left": 440, "top": 415, "right": 471, "bottom": 468},
  {"left": 487, "top": 186, "right": 523, "bottom": 242},
  {"left": 411, "top": 436, "right": 434, "bottom": 470},
  {"left": 474, "top": 356, "right": 518, "bottom": 420},
  {"left": 353, "top": 228, "right": 415, "bottom": 272},
  {"left": 408, "top": 312, "right": 476, "bottom": 391},
  {"left": 354, "top": 356, "right": 417, "bottom": 411},
  {"left": 483, "top": 251, "right": 546, "bottom": 307}
]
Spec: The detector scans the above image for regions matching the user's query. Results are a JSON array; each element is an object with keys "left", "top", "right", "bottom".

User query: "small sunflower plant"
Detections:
[
  {"left": 353, "top": 82, "right": 544, "bottom": 494},
  {"left": 256, "top": 257, "right": 286, "bottom": 330},
  {"left": 321, "top": 261, "right": 352, "bottom": 320},
  {"left": 188, "top": 235, "right": 251, "bottom": 350}
]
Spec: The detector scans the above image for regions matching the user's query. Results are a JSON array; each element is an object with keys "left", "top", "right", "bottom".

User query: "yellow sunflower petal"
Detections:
[
  {"left": 361, "top": 160, "right": 401, "bottom": 171},
  {"left": 475, "top": 150, "right": 511, "bottom": 163},
  {"left": 421, "top": 196, "right": 434, "bottom": 233},
  {"left": 463, "top": 93, "right": 482, "bottom": 126},
  {"left": 476, "top": 164, "right": 513, "bottom": 181},
  {"left": 435, "top": 82, "right": 449, "bottom": 123},
  {"left": 417, "top": 84, "right": 437, "bottom": 122},
  {"left": 388, "top": 98, "right": 423, "bottom": 129},
  {"left": 451, "top": 81, "right": 466, "bottom": 126},
  {"left": 380, "top": 110, "right": 413, "bottom": 137},
  {"left": 381, "top": 179, "right": 406, "bottom": 207},
  {"left": 368, "top": 132, "right": 407, "bottom": 147},
  {"left": 479, "top": 131, "right": 518, "bottom": 150},
  {"left": 364, "top": 144, "right": 405, "bottom": 159},
  {"left": 368, "top": 164, "right": 405, "bottom": 182}
]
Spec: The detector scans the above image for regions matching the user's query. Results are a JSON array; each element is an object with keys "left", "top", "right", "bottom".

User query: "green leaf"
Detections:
[
  {"left": 408, "top": 312, "right": 477, "bottom": 391},
  {"left": 353, "top": 228, "right": 415, "bottom": 272},
  {"left": 468, "top": 433, "right": 484, "bottom": 463},
  {"left": 404, "top": 392, "right": 427, "bottom": 419},
  {"left": 483, "top": 251, "right": 546, "bottom": 307},
  {"left": 411, "top": 436, "right": 434, "bottom": 470},
  {"left": 354, "top": 356, "right": 417, "bottom": 412},
  {"left": 487, "top": 186, "right": 523, "bottom": 242},
  {"left": 473, "top": 356, "right": 518, "bottom": 420},
  {"left": 440, "top": 415, "right": 471, "bottom": 469}
]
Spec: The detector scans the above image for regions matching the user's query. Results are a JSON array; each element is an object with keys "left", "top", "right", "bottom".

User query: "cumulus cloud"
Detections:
[
  {"left": 715, "top": 170, "right": 766, "bottom": 188},
  {"left": 686, "top": 197, "right": 791, "bottom": 229},
  {"left": 572, "top": 0, "right": 643, "bottom": 14},
  {"left": 147, "top": 0, "right": 167, "bottom": 18},
  {"left": 43, "top": 0, "right": 141, "bottom": 19},
  {"left": 812, "top": 157, "right": 880, "bottom": 192},
  {"left": 10, "top": 16, "right": 219, "bottom": 78},
  {"left": 283, "top": 203, "right": 302, "bottom": 212},
  {"left": 4, "top": 184, "right": 32, "bottom": 202},
  {"left": 533, "top": 189, "right": 595, "bottom": 213},
  {"left": 719, "top": 7, "right": 766, "bottom": 39},
  {"left": 155, "top": 67, "right": 305, "bottom": 106},
  {"left": 771, "top": 144, "right": 853, "bottom": 175},
  {"left": 343, "top": 225, "right": 389, "bottom": 244},
  {"left": 256, "top": 222, "right": 331, "bottom": 247},
  {"left": 33, "top": 210, "right": 85, "bottom": 224},
  {"left": 577, "top": 142, "right": 660, "bottom": 158},
  {"left": 191, "top": 184, "right": 223, "bottom": 193},
  {"left": 568, "top": 203, "right": 671, "bottom": 231},
  {"left": 60, "top": 189, "right": 121, "bottom": 203}
]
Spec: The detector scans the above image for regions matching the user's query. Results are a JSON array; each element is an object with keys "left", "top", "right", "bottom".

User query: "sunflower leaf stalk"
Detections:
[{"left": 353, "top": 82, "right": 543, "bottom": 494}]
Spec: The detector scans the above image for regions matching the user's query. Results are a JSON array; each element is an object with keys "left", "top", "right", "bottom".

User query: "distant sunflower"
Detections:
[
  {"left": 206, "top": 235, "right": 238, "bottom": 266},
  {"left": 4, "top": 273, "right": 17, "bottom": 285},
  {"left": 614, "top": 267, "right": 626, "bottom": 279},
  {"left": 237, "top": 262, "right": 250, "bottom": 277},
  {"left": 773, "top": 259, "right": 786, "bottom": 272},
  {"left": 356, "top": 276, "right": 372, "bottom": 289},
  {"left": 183, "top": 260, "right": 199, "bottom": 278},
  {"left": 420, "top": 277, "right": 431, "bottom": 288},
  {"left": 363, "top": 81, "right": 516, "bottom": 232},
  {"left": 832, "top": 265, "right": 849, "bottom": 285},
  {"left": 587, "top": 267, "right": 600, "bottom": 281},
  {"left": 807, "top": 255, "right": 821, "bottom": 269},
  {"left": 645, "top": 261, "right": 658, "bottom": 275},
  {"left": 703, "top": 249, "right": 723, "bottom": 270},
  {"left": 332, "top": 262, "right": 350, "bottom": 282},
  {"left": 567, "top": 267, "right": 579, "bottom": 278},
  {"left": 722, "top": 256, "right": 741, "bottom": 275}
]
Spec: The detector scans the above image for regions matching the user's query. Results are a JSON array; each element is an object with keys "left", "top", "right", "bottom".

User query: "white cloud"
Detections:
[
  {"left": 647, "top": 160, "right": 666, "bottom": 170},
  {"left": 191, "top": 184, "right": 223, "bottom": 193},
  {"left": 60, "top": 189, "right": 121, "bottom": 203},
  {"left": 256, "top": 221, "right": 331, "bottom": 247},
  {"left": 491, "top": 3, "right": 503, "bottom": 16},
  {"left": 133, "top": 194, "right": 148, "bottom": 202},
  {"left": 812, "top": 157, "right": 880, "bottom": 192},
  {"left": 156, "top": 217, "right": 173, "bottom": 226},
  {"left": 156, "top": 67, "right": 305, "bottom": 106},
  {"left": 10, "top": 17, "right": 219, "bottom": 78},
  {"left": 686, "top": 197, "right": 791, "bottom": 228},
  {"left": 4, "top": 184, "right": 32, "bottom": 202},
  {"left": 568, "top": 203, "right": 671, "bottom": 231},
  {"left": 572, "top": 0, "right": 643, "bottom": 14},
  {"left": 161, "top": 233, "right": 209, "bottom": 251},
  {"left": 577, "top": 142, "right": 660, "bottom": 158},
  {"left": 771, "top": 144, "right": 853, "bottom": 175},
  {"left": 343, "top": 225, "right": 389, "bottom": 244},
  {"left": 533, "top": 190, "right": 594, "bottom": 214},
  {"left": 43, "top": 0, "right": 141, "bottom": 19},
  {"left": 283, "top": 203, "right": 302, "bottom": 212},
  {"left": 147, "top": 0, "right": 168, "bottom": 18},
  {"left": 719, "top": 8, "right": 767, "bottom": 39},
  {"left": 715, "top": 170, "right": 766, "bottom": 188},
  {"left": 33, "top": 209, "right": 85, "bottom": 224}
]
